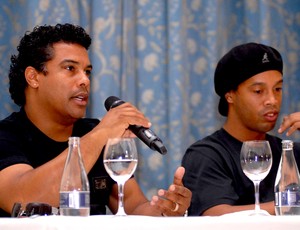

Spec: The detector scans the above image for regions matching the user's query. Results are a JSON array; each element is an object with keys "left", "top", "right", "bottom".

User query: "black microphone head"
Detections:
[{"left": 104, "top": 96, "right": 122, "bottom": 110}]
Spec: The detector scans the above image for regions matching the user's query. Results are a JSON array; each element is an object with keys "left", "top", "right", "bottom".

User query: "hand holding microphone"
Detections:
[{"left": 104, "top": 96, "right": 167, "bottom": 155}]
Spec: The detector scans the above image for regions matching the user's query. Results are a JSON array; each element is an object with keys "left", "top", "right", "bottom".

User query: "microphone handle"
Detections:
[
  {"left": 129, "top": 125, "right": 167, "bottom": 155},
  {"left": 108, "top": 98, "right": 167, "bottom": 155}
]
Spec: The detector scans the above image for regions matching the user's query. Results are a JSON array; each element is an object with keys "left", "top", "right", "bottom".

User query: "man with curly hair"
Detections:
[{"left": 0, "top": 23, "right": 191, "bottom": 217}]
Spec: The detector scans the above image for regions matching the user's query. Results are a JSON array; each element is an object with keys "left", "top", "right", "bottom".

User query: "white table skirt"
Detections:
[{"left": 1, "top": 214, "right": 300, "bottom": 230}]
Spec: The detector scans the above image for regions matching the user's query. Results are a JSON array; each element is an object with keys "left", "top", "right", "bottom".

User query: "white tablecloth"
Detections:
[{"left": 1, "top": 214, "right": 300, "bottom": 230}]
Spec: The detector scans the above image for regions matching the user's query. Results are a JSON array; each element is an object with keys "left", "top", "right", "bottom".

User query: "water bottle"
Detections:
[
  {"left": 274, "top": 140, "right": 300, "bottom": 215},
  {"left": 59, "top": 137, "right": 90, "bottom": 216}
]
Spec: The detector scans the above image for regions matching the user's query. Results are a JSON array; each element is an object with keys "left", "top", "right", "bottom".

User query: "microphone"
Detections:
[{"left": 104, "top": 96, "right": 167, "bottom": 155}]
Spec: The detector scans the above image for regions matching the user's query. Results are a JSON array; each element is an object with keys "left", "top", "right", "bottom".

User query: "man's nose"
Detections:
[
  {"left": 79, "top": 73, "right": 90, "bottom": 88},
  {"left": 265, "top": 91, "right": 278, "bottom": 106}
]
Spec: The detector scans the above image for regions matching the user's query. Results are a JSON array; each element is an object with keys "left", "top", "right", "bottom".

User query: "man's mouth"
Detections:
[
  {"left": 71, "top": 93, "right": 89, "bottom": 105},
  {"left": 264, "top": 111, "right": 278, "bottom": 122}
]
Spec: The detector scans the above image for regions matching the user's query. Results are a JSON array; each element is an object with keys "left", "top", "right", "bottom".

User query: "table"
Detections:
[{"left": 1, "top": 214, "right": 300, "bottom": 230}]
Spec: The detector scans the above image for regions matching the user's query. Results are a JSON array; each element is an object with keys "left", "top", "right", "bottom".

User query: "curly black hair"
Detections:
[{"left": 8, "top": 23, "right": 92, "bottom": 106}]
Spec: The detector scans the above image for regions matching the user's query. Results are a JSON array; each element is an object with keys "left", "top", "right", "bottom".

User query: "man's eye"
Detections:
[
  {"left": 85, "top": 69, "right": 92, "bottom": 76},
  {"left": 254, "top": 90, "right": 262, "bottom": 94},
  {"left": 66, "top": 66, "right": 75, "bottom": 71}
]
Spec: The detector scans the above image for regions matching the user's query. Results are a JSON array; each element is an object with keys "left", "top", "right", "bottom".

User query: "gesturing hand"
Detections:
[
  {"left": 278, "top": 112, "right": 300, "bottom": 136},
  {"left": 150, "top": 166, "right": 192, "bottom": 216}
]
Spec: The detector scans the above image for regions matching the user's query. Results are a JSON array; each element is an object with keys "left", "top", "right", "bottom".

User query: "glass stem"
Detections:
[
  {"left": 253, "top": 181, "right": 261, "bottom": 213},
  {"left": 116, "top": 182, "right": 126, "bottom": 215}
]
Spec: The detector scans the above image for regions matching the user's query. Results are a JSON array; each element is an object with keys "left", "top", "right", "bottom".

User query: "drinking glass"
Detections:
[
  {"left": 240, "top": 140, "right": 272, "bottom": 216},
  {"left": 103, "top": 138, "right": 138, "bottom": 216}
]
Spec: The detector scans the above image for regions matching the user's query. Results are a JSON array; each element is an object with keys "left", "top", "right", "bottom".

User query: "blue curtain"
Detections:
[{"left": 0, "top": 0, "right": 300, "bottom": 199}]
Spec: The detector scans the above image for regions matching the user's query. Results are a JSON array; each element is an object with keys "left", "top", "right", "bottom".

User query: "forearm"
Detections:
[
  {"left": 0, "top": 161, "right": 66, "bottom": 213},
  {"left": 76, "top": 127, "right": 108, "bottom": 172},
  {"left": 0, "top": 128, "right": 108, "bottom": 214},
  {"left": 202, "top": 201, "right": 275, "bottom": 216},
  {"left": 260, "top": 201, "right": 275, "bottom": 215},
  {"left": 108, "top": 179, "right": 161, "bottom": 216},
  {"left": 131, "top": 201, "right": 161, "bottom": 216}
]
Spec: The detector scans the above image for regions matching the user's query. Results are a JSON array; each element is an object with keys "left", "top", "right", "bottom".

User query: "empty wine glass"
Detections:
[
  {"left": 103, "top": 138, "right": 138, "bottom": 216},
  {"left": 240, "top": 140, "right": 272, "bottom": 216}
]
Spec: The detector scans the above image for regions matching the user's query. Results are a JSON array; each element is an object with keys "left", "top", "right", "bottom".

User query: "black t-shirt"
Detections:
[
  {"left": 0, "top": 108, "right": 115, "bottom": 217},
  {"left": 182, "top": 128, "right": 300, "bottom": 216}
]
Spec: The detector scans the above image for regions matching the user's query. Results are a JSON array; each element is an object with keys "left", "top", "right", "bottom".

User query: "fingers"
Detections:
[
  {"left": 99, "top": 102, "right": 151, "bottom": 139},
  {"left": 110, "top": 103, "right": 151, "bottom": 127},
  {"left": 173, "top": 166, "right": 185, "bottom": 186},
  {"left": 278, "top": 112, "right": 300, "bottom": 136},
  {"left": 150, "top": 187, "right": 191, "bottom": 216},
  {"left": 150, "top": 167, "right": 192, "bottom": 216},
  {"left": 150, "top": 195, "right": 183, "bottom": 216},
  {"left": 161, "top": 184, "right": 191, "bottom": 209}
]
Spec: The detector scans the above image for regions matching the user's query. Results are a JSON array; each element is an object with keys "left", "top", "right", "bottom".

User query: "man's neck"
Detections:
[{"left": 223, "top": 119, "right": 266, "bottom": 142}]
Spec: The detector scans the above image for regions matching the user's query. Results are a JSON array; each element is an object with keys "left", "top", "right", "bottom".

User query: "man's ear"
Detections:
[
  {"left": 225, "top": 91, "right": 233, "bottom": 103},
  {"left": 25, "top": 66, "right": 39, "bottom": 88}
]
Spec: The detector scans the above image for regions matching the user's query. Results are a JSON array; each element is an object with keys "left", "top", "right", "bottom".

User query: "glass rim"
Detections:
[{"left": 242, "top": 140, "right": 270, "bottom": 143}]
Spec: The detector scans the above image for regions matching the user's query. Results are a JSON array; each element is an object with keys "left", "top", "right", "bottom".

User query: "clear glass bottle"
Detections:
[
  {"left": 59, "top": 137, "right": 90, "bottom": 216},
  {"left": 274, "top": 140, "right": 300, "bottom": 215}
]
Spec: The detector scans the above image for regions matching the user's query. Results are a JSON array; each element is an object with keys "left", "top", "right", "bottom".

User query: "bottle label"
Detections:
[
  {"left": 60, "top": 191, "right": 90, "bottom": 208},
  {"left": 275, "top": 191, "right": 300, "bottom": 206}
]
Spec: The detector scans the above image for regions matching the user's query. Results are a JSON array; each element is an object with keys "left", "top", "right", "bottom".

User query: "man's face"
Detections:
[
  {"left": 229, "top": 70, "right": 283, "bottom": 134},
  {"left": 35, "top": 42, "right": 92, "bottom": 123}
]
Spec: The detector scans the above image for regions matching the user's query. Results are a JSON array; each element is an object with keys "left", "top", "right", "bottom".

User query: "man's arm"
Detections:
[
  {"left": 108, "top": 167, "right": 192, "bottom": 216},
  {"left": 0, "top": 103, "right": 150, "bottom": 214},
  {"left": 202, "top": 201, "right": 275, "bottom": 216}
]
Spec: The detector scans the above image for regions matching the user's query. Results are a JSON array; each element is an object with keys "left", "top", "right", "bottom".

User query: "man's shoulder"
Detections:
[
  {"left": 0, "top": 110, "right": 24, "bottom": 131},
  {"left": 189, "top": 129, "right": 232, "bottom": 149},
  {"left": 183, "top": 128, "right": 248, "bottom": 168},
  {"left": 184, "top": 129, "right": 234, "bottom": 159}
]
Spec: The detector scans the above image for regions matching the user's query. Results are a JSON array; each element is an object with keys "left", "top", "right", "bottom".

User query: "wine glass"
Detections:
[
  {"left": 103, "top": 138, "right": 138, "bottom": 216},
  {"left": 240, "top": 140, "right": 272, "bottom": 216}
]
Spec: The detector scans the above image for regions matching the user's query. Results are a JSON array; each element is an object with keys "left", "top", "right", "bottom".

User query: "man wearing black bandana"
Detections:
[
  {"left": 0, "top": 23, "right": 191, "bottom": 217},
  {"left": 182, "top": 43, "right": 300, "bottom": 216}
]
